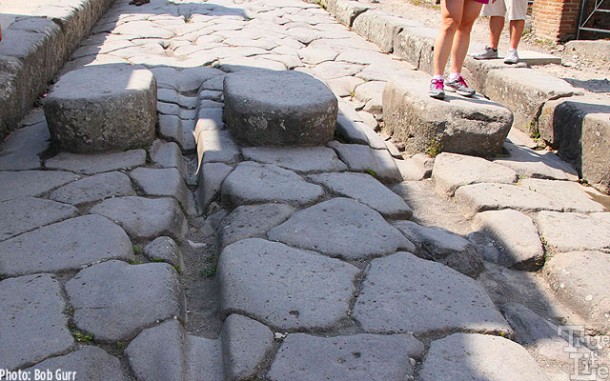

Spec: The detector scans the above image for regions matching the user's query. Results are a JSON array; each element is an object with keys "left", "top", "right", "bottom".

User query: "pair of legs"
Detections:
[{"left": 488, "top": 16, "right": 525, "bottom": 50}]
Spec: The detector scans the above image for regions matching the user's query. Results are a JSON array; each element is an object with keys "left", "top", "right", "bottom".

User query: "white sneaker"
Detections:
[
  {"left": 504, "top": 49, "right": 520, "bottom": 64},
  {"left": 473, "top": 46, "right": 499, "bottom": 60}
]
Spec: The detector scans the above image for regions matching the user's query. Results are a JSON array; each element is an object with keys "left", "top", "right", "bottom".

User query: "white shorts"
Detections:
[{"left": 482, "top": 0, "right": 528, "bottom": 20}]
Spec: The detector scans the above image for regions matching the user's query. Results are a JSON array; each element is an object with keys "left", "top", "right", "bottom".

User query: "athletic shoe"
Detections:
[
  {"left": 473, "top": 46, "right": 499, "bottom": 60},
  {"left": 504, "top": 49, "right": 520, "bottom": 64},
  {"left": 445, "top": 75, "right": 476, "bottom": 97},
  {"left": 429, "top": 78, "right": 445, "bottom": 100}
]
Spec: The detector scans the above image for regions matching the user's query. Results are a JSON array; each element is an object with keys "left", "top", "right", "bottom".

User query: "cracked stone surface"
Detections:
[
  {"left": 49, "top": 171, "right": 135, "bottom": 205},
  {"left": 218, "top": 238, "right": 359, "bottom": 330},
  {"left": 268, "top": 198, "right": 413, "bottom": 260},
  {"left": 45, "top": 149, "right": 147, "bottom": 175},
  {"left": 0, "top": 215, "right": 134, "bottom": 277},
  {"left": 241, "top": 146, "right": 347, "bottom": 173},
  {"left": 0, "top": 170, "right": 78, "bottom": 202},
  {"left": 220, "top": 203, "right": 296, "bottom": 248},
  {"left": 0, "top": 274, "right": 74, "bottom": 370},
  {"left": 66, "top": 261, "right": 185, "bottom": 342},
  {"left": 353, "top": 252, "right": 511, "bottom": 335}
]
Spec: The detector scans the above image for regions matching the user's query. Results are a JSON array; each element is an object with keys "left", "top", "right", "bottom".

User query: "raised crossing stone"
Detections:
[
  {"left": 221, "top": 162, "right": 324, "bottom": 207},
  {"left": 25, "top": 347, "right": 127, "bottom": 381},
  {"left": 393, "top": 220, "right": 484, "bottom": 277},
  {"left": 218, "top": 238, "right": 359, "bottom": 330},
  {"left": 197, "top": 162, "right": 234, "bottom": 212},
  {"left": 0, "top": 215, "right": 134, "bottom": 277},
  {"left": 383, "top": 75, "right": 513, "bottom": 157},
  {"left": 493, "top": 142, "right": 579, "bottom": 181},
  {"left": 474, "top": 210, "right": 544, "bottom": 270},
  {"left": 328, "top": 141, "right": 402, "bottom": 183},
  {"left": 223, "top": 70, "right": 337, "bottom": 146},
  {"left": 353, "top": 252, "right": 510, "bottom": 335},
  {"left": 144, "top": 236, "right": 184, "bottom": 271},
  {"left": 0, "top": 197, "right": 78, "bottom": 241},
  {"left": 432, "top": 152, "right": 518, "bottom": 196},
  {"left": 544, "top": 251, "right": 610, "bottom": 334},
  {"left": 0, "top": 170, "right": 77, "bottom": 202},
  {"left": 519, "top": 178, "right": 605, "bottom": 213},
  {"left": 242, "top": 146, "right": 347, "bottom": 173},
  {"left": 221, "top": 314, "right": 274, "bottom": 381},
  {"left": 49, "top": 171, "right": 135, "bottom": 206},
  {"left": 0, "top": 122, "right": 49, "bottom": 171},
  {"left": 45, "top": 149, "right": 147, "bottom": 175},
  {"left": 268, "top": 198, "right": 413, "bottom": 260},
  {"left": 419, "top": 333, "right": 551, "bottom": 381},
  {"left": 535, "top": 211, "right": 610, "bottom": 252},
  {"left": 220, "top": 203, "right": 296, "bottom": 248},
  {"left": 66, "top": 261, "right": 185, "bottom": 342},
  {"left": 308, "top": 172, "right": 412, "bottom": 218},
  {"left": 44, "top": 64, "right": 157, "bottom": 152},
  {"left": 0, "top": 274, "right": 74, "bottom": 370},
  {"left": 91, "top": 196, "right": 188, "bottom": 240},
  {"left": 129, "top": 167, "right": 196, "bottom": 216},
  {"left": 268, "top": 333, "right": 424, "bottom": 381}
]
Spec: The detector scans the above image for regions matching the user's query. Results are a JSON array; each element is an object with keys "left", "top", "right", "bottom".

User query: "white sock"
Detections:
[
  {"left": 448, "top": 73, "right": 460, "bottom": 81},
  {"left": 433, "top": 75, "right": 444, "bottom": 80}
]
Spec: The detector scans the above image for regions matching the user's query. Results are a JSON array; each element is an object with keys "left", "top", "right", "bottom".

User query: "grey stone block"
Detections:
[
  {"left": 493, "top": 142, "right": 579, "bottom": 181},
  {"left": 45, "top": 149, "right": 147, "bottom": 175},
  {"left": 268, "top": 333, "right": 424, "bottom": 381},
  {"left": 0, "top": 122, "right": 49, "bottom": 171},
  {"left": 432, "top": 152, "right": 518, "bottom": 196},
  {"left": 353, "top": 252, "right": 510, "bottom": 335},
  {"left": 91, "top": 196, "right": 188, "bottom": 240},
  {"left": 242, "top": 146, "right": 347, "bottom": 173},
  {"left": 144, "top": 236, "right": 184, "bottom": 271},
  {"left": 392, "top": 25, "right": 436, "bottom": 75},
  {"left": 223, "top": 70, "right": 337, "bottom": 146},
  {"left": 419, "top": 333, "right": 551, "bottom": 381},
  {"left": 327, "top": 0, "right": 370, "bottom": 28},
  {"left": 49, "top": 171, "right": 135, "bottom": 206},
  {"left": 336, "top": 115, "right": 369, "bottom": 145},
  {"left": 0, "top": 215, "right": 134, "bottom": 277},
  {"left": 0, "top": 170, "right": 77, "bottom": 202},
  {"left": 0, "top": 197, "right": 78, "bottom": 242},
  {"left": 394, "top": 154, "right": 434, "bottom": 181},
  {"left": 218, "top": 238, "right": 359, "bottom": 330},
  {"left": 66, "top": 261, "right": 185, "bottom": 342},
  {"left": 484, "top": 68, "right": 579, "bottom": 135},
  {"left": 150, "top": 140, "right": 188, "bottom": 177},
  {"left": 0, "top": 274, "right": 74, "bottom": 370},
  {"left": 268, "top": 198, "right": 413, "bottom": 260},
  {"left": 220, "top": 203, "right": 295, "bottom": 248},
  {"left": 197, "top": 129, "right": 241, "bottom": 165},
  {"left": 519, "top": 178, "right": 605, "bottom": 213},
  {"left": 197, "top": 162, "right": 234, "bottom": 212},
  {"left": 462, "top": 56, "right": 528, "bottom": 95},
  {"left": 351, "top": 11, "right": 416, "bottom": 54},
  {"left": 221, "top": 314, "right": 274, "bottom": 381},
  {"left": 308, "top": 172, "right": 412, "bottom": 218},
  {"left": 185, "top": 335, "right": 224, "bottom": 381},
  {"left": 158, "top": 114, "right": 196, "bottom": 152},
  {"left": 383, "top": 75, "right": 513, "bottom": 157},
  {"left": 44, "top": 64, "right": 157, "bottom": 153},
  {"left": 328, "top": 141, "right": 402, "bottom": 183},
  {"left": 130, "top": 167, "right": 196, "bottom": 216},
  {"left": 535, "top": 211, "right": 610, "bottom": 253},
  {"left": 221, "top": 162, "right": 324, "bottom": 207}
]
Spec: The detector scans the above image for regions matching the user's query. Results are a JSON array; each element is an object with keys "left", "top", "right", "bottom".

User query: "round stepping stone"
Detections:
[
  {"left": 44, "top": 64, "right": 157, "bottom": 153},
  {"left": 223, "top": 70, "right": 337, "bottom": 146}
]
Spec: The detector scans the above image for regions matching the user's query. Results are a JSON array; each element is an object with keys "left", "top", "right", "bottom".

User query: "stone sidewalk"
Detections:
[{"left": 1, "top": 0, "right": 609, "bottom": 380}]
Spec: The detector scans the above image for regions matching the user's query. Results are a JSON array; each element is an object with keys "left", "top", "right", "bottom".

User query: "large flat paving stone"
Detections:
[
  {"left": 535, "top": 211, "right": 610, "bottom": 252},
  {"left": 0, "top": 170, "right": 77, "bottom": 202},
  {"left": 44, "top": 64, "right": 156, "bottom": 152},
  {"left": 353, "top": 252, "right": 511, "bottom": 335},
  {"left": 0, "top": 197, "right": 78, "bottom": 241},
  {"left": 90, "top": 196, "right": 188, "bottom": 240},
  {"left": 0, "top": 274, "right": 74, "bottom": 370},
  {"left": 544, "top": 251, "right": 610, "bottom": 334},
  {"left": 328, "top": 141, "right": 403, "bottom": 183},
  {"left": 268, "top": 333, "right": 424, "bottom": 381},
  {"left": 221, "top": 162, "right": 324, "bottom": 207},
  {"left": 419, "top": 333, "right": 551, "bottom": 381},
  {"left": 66, "top": 261, "right": 185, "bottom": 342},
  {"left": 493, "top": 142, "right": 579, "bottom": 181},
  {"left": 49, "top": 171, "right": 135, "bottom": 205},
  {"left": 383, "top": 75, "right": 513, "bottom": 157},
  {"left": 308, "top": 172, "right": 412, "bottom": 218},
  {"left": 432, "top": 152, "right": 518, "bottom": 196},
  {"left": 45, "top": 149, "right": 147, "bottom": 175},
  {"left": 268, "top": 198, "right": 413, "bottom": 260},
  {"left": 224, "top": 70, "right": 337, "bottom": 146},
  {"left": 25, "top": 347, "right": 127, "bottom": 381},
  {"left": 0, "top": 215, "right": 134, "bottom": 277},
  {"left": 218, "top": 238, "right": 359, "bottom": 330},
  {"left": 242, "top": 146, "right": 347, "bottom": 173},
  {"left": 220, "top": 203, "right": 296, "bottom": 248},
  {"left": 519, "top": 178, "right": 605, "bottom": 213}
]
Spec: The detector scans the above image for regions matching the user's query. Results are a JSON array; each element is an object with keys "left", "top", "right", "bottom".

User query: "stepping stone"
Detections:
[
  {"left": 220, "top": 203, "right": 296, "bottom": 248},
  {"left": 463, "top": 56, "right": 528, "bottom": 94},
  {"left": 221, "top": 162, "right": 324, "bottom": 207},
  {"left": 268, "top": 333, "right": 424, "bottom": 381},
  {"left": 545, "top": 251, "right": 610, "bottom": 334},
  {"left": 66, "top": 261, "right": 185, "bottom": 342},
  {"left": 383, "top": 74, "right": 513, "bottom": 157},
  {"left": 535, "top": 211, "right": 610, "bottom": 252},
  {"left": 49, "top": 171, "right": 135, "bottom": 206},
  {"left": 0, "top": 197, "right": 78, "bottom": 241},
  {"left": 419, "top": 333, "right": 551, "bottom": 381},
  {"left": 0, "top": 170, "right": 77, "bottom": 202},
  {"left": 242, "top": 146, "right": 347, "bottom": 173},
  {"left": 45, "top": 149, "right": 147, "bottom": 175},
  {"left": 0, "top": 215, "right": 134, "bottom": 277},
  {"left": 44, "top": 64, "right": 157, "bottom": 153},
  {"left": 218, "top": 238, "right": 359, "bottom": 330},
  {"left": 353, "top": 252, "right": 510, "bottom": 335},
  {"left": 223, "top": 70, "right": 337, "bottom": 146},
  {"left": 0, "top": 274, "right": 74, "bottom": 370},
  {"left": 268, "top": 198, "right": 413, "bottom": 260}
]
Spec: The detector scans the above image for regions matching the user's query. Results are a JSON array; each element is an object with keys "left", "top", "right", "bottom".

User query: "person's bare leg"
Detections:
[
  {"left": 509, "top": 19, "right": 525, "bottom": 49},
  {"left": 450, "top": 0, "right": 483, "bottom": 74},
  {"left": 433, "top": 0, "right": 464, "bottom": 76},
  {"left": 489, "top": 15, "right": 504, "bottom": 49}
]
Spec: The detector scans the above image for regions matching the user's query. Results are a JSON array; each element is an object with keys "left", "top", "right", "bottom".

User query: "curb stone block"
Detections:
[
  {"left": 351, "top": 11, "right": 417, "bottom": 54},
  {"left": 326, "top": 0, "right": 370, "bottom": 28},
  {"left": 462, "top": 56, "right": 528, "bottom": 95},
  {"left": 392, "top": 25, "right": 436, "bottom": 75}
]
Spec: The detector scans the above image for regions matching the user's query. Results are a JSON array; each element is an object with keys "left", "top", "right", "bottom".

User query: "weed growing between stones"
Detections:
[{"left": 72, "top": 330, "right": 94, "bottom": 343}]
